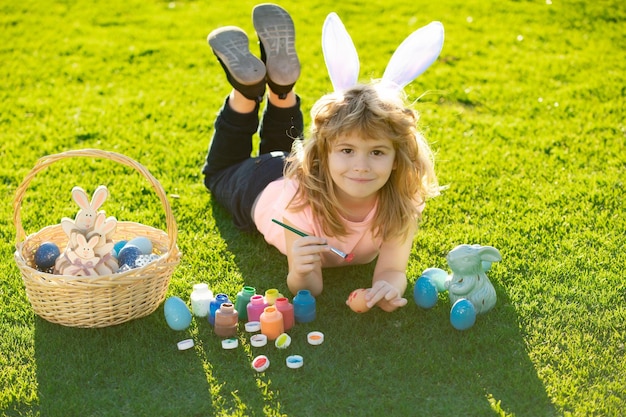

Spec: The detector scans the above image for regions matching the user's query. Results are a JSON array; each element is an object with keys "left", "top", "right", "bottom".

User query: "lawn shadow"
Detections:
[
  {"left": 308, "top": 266, "right": 559, "bottom": 416},
  {"left": 209, "top": 201, "right": 290, "bottom": 294},
  {"left": 32, "top": 312, "right": 219, "bottom": 416},
  {"left": 211, "top": 201, "right": 559, "bottom": 416}
]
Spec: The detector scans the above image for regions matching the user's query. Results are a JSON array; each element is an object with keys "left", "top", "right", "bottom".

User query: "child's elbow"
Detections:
[{"left": 287, "top": 278, "right": 323, "bottom": 298}]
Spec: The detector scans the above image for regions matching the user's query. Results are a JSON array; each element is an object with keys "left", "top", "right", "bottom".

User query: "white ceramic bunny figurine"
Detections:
[
  {"left": 61, "top": 185, "right": 109, "bottom": 246},
  {"left": 55, "top": 185, "right": 116, "bottom": 276},
  {"left": 322, "top": 12, "right": 444, "bottom": 93},
  {"left": 446, "top": 244, "right": 502, "bottom": 314},
  {"left": 58, "top": 234, "right": 101, "bottom": 276}
]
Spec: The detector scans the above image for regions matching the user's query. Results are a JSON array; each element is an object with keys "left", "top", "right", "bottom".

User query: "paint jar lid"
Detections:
[
  {"left": 250, "top": 334, "right": 268, "bottom": 347},
  {"left": 307, "top": 331, "right": 324, "bottom": 345},
  {"left": 286, "top": 355, "right": 304, "bottom": 369},
  {"left": 221, "top": 338, "right": 238, "bottom": 350},
  {"left": 275, "top": 333, "right": 291, "bottom": 349},
  {"left": 252, "top": 355, "right": 270, "bottom": 372},
  {"left": 177, "top": 339, "right": 194, "bottom": 350},
  {"left": 245, "top": 321, "right": 261, "bottom": 332}
]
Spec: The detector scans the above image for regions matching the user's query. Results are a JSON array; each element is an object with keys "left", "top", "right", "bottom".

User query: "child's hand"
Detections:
[
  {"left": 290, "top": 236, "right": 329, "bottom": 276},
  {"left": 365, "top": 280, "right": 408, "bottom": 312}
]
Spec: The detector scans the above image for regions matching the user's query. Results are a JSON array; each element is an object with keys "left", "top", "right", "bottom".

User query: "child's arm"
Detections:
[
  {"left": 365, "top": 223, "right": 417, "bottom": 312},
  {"left": 283, "top": 220, "right": 330, "bottom": 297}
]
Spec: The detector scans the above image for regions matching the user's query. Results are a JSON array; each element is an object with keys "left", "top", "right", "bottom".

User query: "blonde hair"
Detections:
[{"left": 285, "top": 83, "right": 439, "bottom": 241}]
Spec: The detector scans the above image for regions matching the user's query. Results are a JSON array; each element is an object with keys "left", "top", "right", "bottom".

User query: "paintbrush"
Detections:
[{"left": 271, "top": 218, "right": 354, "bottom": 262}]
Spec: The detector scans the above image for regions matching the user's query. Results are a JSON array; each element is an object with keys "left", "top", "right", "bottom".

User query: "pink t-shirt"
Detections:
[{"left": 253, "top": 178, "right": 383, "bottom": 268}]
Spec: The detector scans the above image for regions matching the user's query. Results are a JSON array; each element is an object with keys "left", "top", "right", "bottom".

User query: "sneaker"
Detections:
[
  {"left": 252, "top": 4, "right": 300, "bottom": 98},
  {"left": 207, "top": 26, "right": 267, "bottom": 102}
]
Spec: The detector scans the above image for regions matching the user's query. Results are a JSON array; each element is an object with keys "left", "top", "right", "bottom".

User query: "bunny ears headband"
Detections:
[{"left": 322, "top": 12, "right": 444, "bottom": 92}]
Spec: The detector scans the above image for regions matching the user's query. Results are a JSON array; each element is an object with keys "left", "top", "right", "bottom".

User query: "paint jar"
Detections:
[
  {"left": 247, "top": 294, "right": 268, "bottom": 323},
  {"left": 293, "top": 290, "right": 316, "bottom": 323},
  {"left": 190, "top": 283, "right": 213, "bottom": 317},
  {"left": 264, "top": 288, "right": 281, "bottom": 305},
  {"left": 208, "top": 293, "right": 230, "bottom": 326},
  {"left": 260, "top": 306, "right": 284, "bottom": 341},
  {"left": 234, "top": 286, "right": 256, "bottom": 321},
  {"left": 274, "top": 297, "right": 294, "bottom": 331},
  {"left": 214, "top": 303, "right": 238, "bottom": 338}
]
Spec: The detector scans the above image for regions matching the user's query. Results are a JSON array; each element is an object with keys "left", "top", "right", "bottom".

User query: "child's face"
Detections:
[{"left": 327, "top": 132, "right": 396, "bottom": 206}]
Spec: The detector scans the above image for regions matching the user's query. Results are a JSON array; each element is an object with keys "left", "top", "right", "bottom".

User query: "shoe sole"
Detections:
[
  {"left": 252, "top": 4, "right": 300, "bottom": 88},
  {"left": 207, "top": 26, "right": 266, "bottom": 86}
]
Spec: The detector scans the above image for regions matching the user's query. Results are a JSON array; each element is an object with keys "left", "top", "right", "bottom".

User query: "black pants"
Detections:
[{"left": 202, "top": 96, "right": 304, "bottom": 231}]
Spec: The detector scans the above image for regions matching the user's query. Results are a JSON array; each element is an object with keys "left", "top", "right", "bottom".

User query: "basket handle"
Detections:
[{"left": 13, "top": 149, "right": 178, "bottom": 254}]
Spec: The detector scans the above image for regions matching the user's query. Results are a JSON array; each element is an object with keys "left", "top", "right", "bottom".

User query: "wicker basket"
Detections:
[{"left": 13, "top": 149, "right": 181, "bottom": 328}]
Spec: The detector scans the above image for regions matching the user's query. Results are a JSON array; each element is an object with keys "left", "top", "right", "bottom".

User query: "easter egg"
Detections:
[
  {"left": 134, "top": 254, "right": 159, "bottom": 268},
  {"left": 112, "top": 240, "right": 127, "bottom": 257},
  {"left": 422, "top": 267, "right": 449, "bottom": 292},
  {"left": 450, "top": 298, "right": 476, "bottom": 331},
  {"left": 125, "top": 237, "right": 153, "bottom": 255},
  {"left": 413, "top": 276, "right": 438, "bottom": 309},
  {"left": 164, "top": 296, "right": 192, "bottom": 331},
  {"left": 346, "top": 288, "right": 370, "bottom": 313},
  {"left": 34, "top": 242, "right": 60, "bottom": 270},
  {"left": 118, "top": 245, "right": 142, "bottom": 268}
]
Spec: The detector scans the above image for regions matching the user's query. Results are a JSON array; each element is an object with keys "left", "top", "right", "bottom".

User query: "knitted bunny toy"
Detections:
[{"left": 446, "top": 244, "right": 502, "bottom": 314}]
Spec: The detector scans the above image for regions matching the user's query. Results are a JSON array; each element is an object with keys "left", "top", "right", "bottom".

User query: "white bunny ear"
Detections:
[
  {"left": 87, "top": 235, "right": 100, "bottom": 248},
  {"left": 322, "top": 12, "right": 360, "bottom": 91},
  {"left": 72, "top": 186, "right": 90, "bottom": 210},
  {"left": 382, "top": 21, "right": 444, "bottom": 90},
  {"left": 75, "top": 233, "right": 87, "bottom": 246},
  {"left": 93, "top": 212, "right": 105, "bottom": 228},
  {"left": 90, "top": 185, "right": 109, "bottom": 211}
]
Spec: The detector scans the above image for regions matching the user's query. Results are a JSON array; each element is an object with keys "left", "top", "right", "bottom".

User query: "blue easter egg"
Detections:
[
  {"left": 118, "top": 245, "right": 142, "bottom": 268},
  {"left": 34, "top": 242, "right": 61, "bottom": 270},
  {"left": 450, "top": 298, "right": 476, "bottom": 331},
  {"left": 125, "top": 237, "right": 153, "bottom": 255},
  {"left": 113, "top": 240, "right": 127, "bottom": 257},
  {"left": 482, "top": 261, "right": 492, "bottom": 272},
  {"left": 413, "top": 276, "right": 438, "bottom": 309},
  {"left": 422, "top": 267, "right": 449, "bottom": 292},
  {"left": 164, "top": 296, "right": 192, "bottom": 331}
]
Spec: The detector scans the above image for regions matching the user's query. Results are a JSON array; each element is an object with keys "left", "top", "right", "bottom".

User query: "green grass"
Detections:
[{"left": 1, "top": 0, "right": 624, "bottom": 415}]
